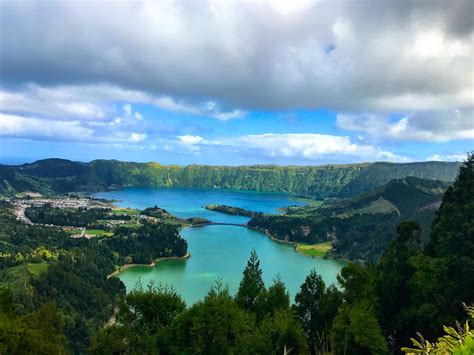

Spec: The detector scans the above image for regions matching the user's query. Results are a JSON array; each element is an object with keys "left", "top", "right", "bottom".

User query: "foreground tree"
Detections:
[
  {"left": 235, "top": 249, "right": 265, "bottom": 313},
  {"left": 332, "top": 264, "right": 388, "bottom": 354},
  {"left": 89, "top": 281, "right": 186, "bottom": 353},
  {"left": 294, "top": 269, "right": 342, "bottom": 354},
  {"left": 408, "top": 154, "right": 474, "bottom": 338},
  {"left": 377, "top": 221, "right": 422, "bottom": 348},
  {"left": 171, "top": 281, "right": 256, "bottom": 354}
]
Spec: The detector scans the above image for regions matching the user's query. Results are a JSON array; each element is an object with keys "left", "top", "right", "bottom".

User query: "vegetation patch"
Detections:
[
  {"left": 298, "top": 241, "right": 333, "bottom": 257},
  {"left": 85, "top": 229, "right": 113, "bottom": 237},
  {"left": 112, "top": 208, "right": 140, "bottom": 216}
]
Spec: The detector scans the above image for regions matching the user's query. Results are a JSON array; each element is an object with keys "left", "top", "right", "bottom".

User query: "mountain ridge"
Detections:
[
  {"left": 0, "top": 158, "right": 461, "bottom": 198},
  {"left": 248, "top": 176, "right": 450, "bottom": 261}
]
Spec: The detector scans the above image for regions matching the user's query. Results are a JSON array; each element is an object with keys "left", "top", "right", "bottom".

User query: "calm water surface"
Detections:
[{"left": 95, "top": 187, "right": 346, "bottom": 304}]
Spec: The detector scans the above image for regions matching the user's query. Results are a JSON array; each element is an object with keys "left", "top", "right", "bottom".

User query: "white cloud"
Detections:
[
  {"left": 0, "top": 112, "right": 149, "bottom": 144},
  {"left": 129, "top": 133, "right": 147, "bottom": 142},
  {"left": 426, "top": 153, "right": 467, "bottom": 162},
  {"left": 178, "top": 135, "right": 205, "bottom": 145},
  {"left": 0, "top": 84, "right": 245, "bottom": 122},
  {"left": 153, "top": 96, "right": 246, "bottom": 121},
  {"left": 174, "top": 133, "right": 410, "bottom": 162},
  {"left": 337, "top": 110, "right": 474, "bottom": 142},
  {"left": 0, "top": 0, "right": 471, "bottom": 112},
  {"left": 0, "top": 113, "right": 93, "bottom": 142}
]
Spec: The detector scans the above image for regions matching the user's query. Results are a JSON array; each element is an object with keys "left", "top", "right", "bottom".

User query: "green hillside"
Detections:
[
  {"left": 248, "top": 177, "right": 450, "bottom": 261},
  {"left": 0, "top": 158, "right": 461, "bottom": 198}
]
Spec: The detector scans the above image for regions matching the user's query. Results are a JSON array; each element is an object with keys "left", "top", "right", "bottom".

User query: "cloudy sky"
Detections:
[{"left": 0, "top": 0, "right": 472, "bottom": 165}]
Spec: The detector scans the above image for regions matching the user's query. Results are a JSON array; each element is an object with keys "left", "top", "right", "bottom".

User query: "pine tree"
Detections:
[
  {"left": 235, "top": 249, "right": 265, "bottom": 313},
  {"left": 294, "top": 269, "right": 325, "bottom": 330},
  {"left": 409, "top": 153, "right": 474, "bottom": 336}
]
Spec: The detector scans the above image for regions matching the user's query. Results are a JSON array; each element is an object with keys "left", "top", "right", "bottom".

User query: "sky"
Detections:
[{"left": 0, "top": 0, "right": 473, "bottom": 166}]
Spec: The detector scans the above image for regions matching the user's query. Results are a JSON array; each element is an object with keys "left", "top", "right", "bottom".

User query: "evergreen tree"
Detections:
[
  {"left": 256, "top": 309, "right": 308, "bottom": 354},
  {"left": 332, "top": 263, "right": 388, "bottom": 354},
  {"left": 235, "top": 249, "right": 265, "bottom": 313},
  {"left": 255, "top": 275, "right": 290, "bottom": 322},
  {"left": 409, "top": 154, "right": 474, "bottom": 336},
  {"left": 294, "top": 269, "right": 342, "bottom": 354},
  {"left": 377, "top": 221, "right": 422, "bottom": 348},
  {"left": 171, "top": 282, "right": 256, "bottom": 354}
]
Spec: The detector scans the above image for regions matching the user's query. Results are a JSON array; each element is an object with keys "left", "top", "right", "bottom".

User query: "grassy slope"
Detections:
[
  {"left": 298, "top": 241, "right": 333, "bottom": 257},
  {"left": 0, "top": 262, "right": 49, "bottom": 299}
]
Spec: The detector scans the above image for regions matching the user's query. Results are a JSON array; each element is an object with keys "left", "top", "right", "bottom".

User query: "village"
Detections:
[{"left": 6, "top": 194, "right": 152, "bottom": 238}]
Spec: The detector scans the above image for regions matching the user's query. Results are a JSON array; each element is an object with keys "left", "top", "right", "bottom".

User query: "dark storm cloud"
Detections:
[{"left": 0, "top": 0, "right": 472, "bottom": 112}]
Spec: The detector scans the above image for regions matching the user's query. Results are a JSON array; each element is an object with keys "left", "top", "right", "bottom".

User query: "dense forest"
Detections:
[
  {"left": 249, "top": 176, "right": 449, "bottom": 261},
  {"left": 0, "top": 158, "right": 460, "bottom": 198},
  {"left": 0, "top": 204, "right": 188, "bottom": 353},
  {"left": 0, "top": 156, "right": 471, "bottom": 353},
  {"left": 205, "top": 204, "right": 264, "bottom": 218},
  {"left": 25, "top": 204, "right": 111, "bottom": 227}
]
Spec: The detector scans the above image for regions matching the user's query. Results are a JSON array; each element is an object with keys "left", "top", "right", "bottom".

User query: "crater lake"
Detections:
[{"left": 94, "top": 187, "right": 346, "bottom": 304}]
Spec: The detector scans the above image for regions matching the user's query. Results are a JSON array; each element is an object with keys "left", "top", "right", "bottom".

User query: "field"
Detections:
[
  {"left": 112, "top": 208, "right": 141, "bottom": 215},
  {"left": 85, "top": 229, "right": 114, "bottom": 237},
  {"left": 297, "top": 241, "right": 333, "bottom": 258}
]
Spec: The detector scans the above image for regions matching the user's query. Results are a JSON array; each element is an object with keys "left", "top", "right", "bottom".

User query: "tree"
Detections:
[
  {"left": 408, "top": 154, "right": 474, "bottom": 337},
  {"left": 256, "top": 309, "right": 308, "bottom": 355},
  {"left": 255, "top": 275, "right": 290, "bottom": 322},
  {"left": 332, "top": 263, "right": 388, "bottom": 354},
  {"left": 171, "top": 281, "right": 256, "bottom": 354},
  {"left": 235, "top": 249, "right": 265, "bottom": 313},
  {"left": 294, "top": 269, "right": 342, "bottom": 354},
  {"left": 377, "top": 221, "right": 422, "bottom": 348}
]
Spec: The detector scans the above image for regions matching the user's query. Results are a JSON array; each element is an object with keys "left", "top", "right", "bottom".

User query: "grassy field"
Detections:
[
  {"left": 113, "top": 208, "right": 141, "bottom": 215},
  {"left": 0, "top": 262, "right": 49, "bottom": 293},
  {"left": 85, "top": 229, "right": 114, "bottom": 236},
  {"left": 298, "top": 241, "right": 333, "bottom": 258}
]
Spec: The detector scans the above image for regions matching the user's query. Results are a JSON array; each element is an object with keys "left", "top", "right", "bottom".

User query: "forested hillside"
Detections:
[
  {"left": 249, "top": 177, "right": 450, "bottom": 261},
  {"left": 0, "top": 158, "right": 460, "bottom": 198},
  {"left": 0, "top": 203, "right": 187, "bottom": 352}
]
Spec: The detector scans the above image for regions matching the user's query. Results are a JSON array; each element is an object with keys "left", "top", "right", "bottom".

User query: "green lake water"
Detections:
[{"left": 95, "top": 187, "right": 346, "bottom": 305}]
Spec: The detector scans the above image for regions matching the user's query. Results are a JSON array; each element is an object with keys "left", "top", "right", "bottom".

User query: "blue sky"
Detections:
[{"left": 0, "top": 0, "right": 472, "bottom": 165}]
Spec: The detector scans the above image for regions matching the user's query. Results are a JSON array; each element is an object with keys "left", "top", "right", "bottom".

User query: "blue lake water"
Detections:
[{"left": 95, "top": 187, "right": 346, "bottom": 305}]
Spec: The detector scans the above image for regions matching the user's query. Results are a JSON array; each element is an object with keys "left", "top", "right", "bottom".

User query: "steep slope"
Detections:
[
  {"left": 248, "top": 177, "right": 450, "bottom": 261},
  {"left": 0, "top": 158, "right": 461, "bottom": 198},
  {"left": 337, "top": 161, "right": 459, "bottom": 197}
]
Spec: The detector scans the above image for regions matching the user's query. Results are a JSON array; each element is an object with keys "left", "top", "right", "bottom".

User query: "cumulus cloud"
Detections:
[
  {"left": 0, "top": 0, "right": 472, "bottom": 162},
  {"left": 0, "top": 108, "right": 148, "bottom": 144},
  {"left": 426, "top": 153, "right": 468, "bottom": 162},
  {"left": 0, "top": 0, "right": 471, "bottom": 112},
  {"left": 0, "top": 113, "right": 93, "bottom": 142},
  {"left": 337, "top": 109, "right": 474, "bottom": 142},
  {"left": 153, "top": 97, "right": 246, "bottom": 121},
  {"left": 175, "top": 133, "right": 410, "bottom": 162},
  {"left": 0, "top": 84, "right": 245, "bottom": 122}
]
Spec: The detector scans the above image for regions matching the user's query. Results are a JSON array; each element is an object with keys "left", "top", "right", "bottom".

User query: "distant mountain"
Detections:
[
  {"left": 248, "top": 177, "right": 451, "bottom": 261},
  {"left": 0, "top": 158, "right": 461, "bottom": 198}
]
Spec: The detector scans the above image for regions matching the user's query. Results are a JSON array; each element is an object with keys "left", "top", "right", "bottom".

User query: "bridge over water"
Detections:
[{"left": 190, "top": 222, "right": 248, "bottom": 228}]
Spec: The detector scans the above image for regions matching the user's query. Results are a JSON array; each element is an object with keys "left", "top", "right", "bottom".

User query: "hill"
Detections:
[
  {"left": 248, "top": 177, "right": 450, "bottom": 261},
  {"left": 0, "top": 158, "right": 461, "bottom": 198}
]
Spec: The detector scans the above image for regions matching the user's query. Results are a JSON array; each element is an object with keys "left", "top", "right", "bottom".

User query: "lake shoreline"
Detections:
[{"left": 108, "top": 252, "right": 191, "bottom": 279}]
